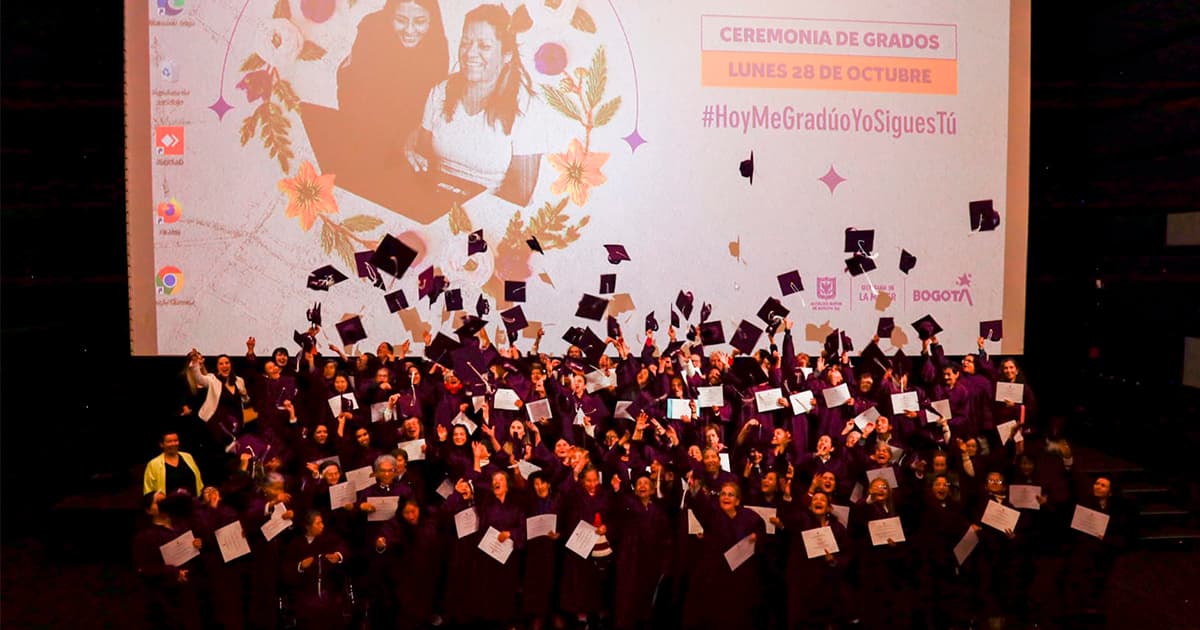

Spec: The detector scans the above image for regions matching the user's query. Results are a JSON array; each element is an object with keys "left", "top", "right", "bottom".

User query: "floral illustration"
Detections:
[
  {"left": 278, "top": 161, "right": 382, "bottom": 269},
  {"left": 548, "top": 138, "right": 609, "bottom": 206},
  {"left": 540, "top": 46, "right": 619, "bottom": 206}
]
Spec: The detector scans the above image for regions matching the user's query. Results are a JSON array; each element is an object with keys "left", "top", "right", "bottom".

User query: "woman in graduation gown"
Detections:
[
  {"left": 282, "top": 511, "right": 350, "bottom": 630},
  {"left": 390, "top": 500, "right": 443, "bottom": 630},
  {"left": 522, "top": 472, "right": 563, "bottom": 630},
  {"left": 1062, "top": 475, "right": 1133, "bottom": 617},
  {"left": 612, "top": 471, "right": 672, "bottom": 630},
  {"left": 133, "top": 493, "right": 203, "bottom": 630},
  {"left": 440, "top": 476, "right": 483, "bottom": 626},
  {"left": 244, "top": 473, "right": 298, "bottom": 630},
  {"left": 558, "top": 464, "right": 616, "bottom": 627},
  {"left": 851, "top": 476, "right": 916, "bottom": 628},
  {"left": 193, "top": 486, "right": 251, "bottom": 630},
  {"left": 915, "top": 474, "right": 973, "bottom": 630},
  {"left": 970, "top": 470, "right": 1032, "bottom": 628},
  {"left": 681, "top": 479, "right": 766, "bottom": 630},
  {"left": 471, "top": 470, "right": 527, "bottom": 626},
  {"left": 781, "top": 489, "right": 852, "bottom": 630}
]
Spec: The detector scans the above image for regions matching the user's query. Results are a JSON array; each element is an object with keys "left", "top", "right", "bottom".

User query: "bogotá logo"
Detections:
[
  {"left": 156, "top": 266, "right": 183, "bottom": 295},
  {"left": 912, "top": 273, "right": 974, "bottom": 306}
]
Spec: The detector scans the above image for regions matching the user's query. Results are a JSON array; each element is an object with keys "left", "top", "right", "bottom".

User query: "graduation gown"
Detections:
[
  {"left": 680, "top": 497, "right": 766, "bottom": 630},
  {"left": 522, "top": 494, "right": 563, "bottom": 618},
  {"left": 281, "top": 531, "right": 350, "bottom": 630},
  {"left": 132, "top": 521, "right": 202, "bottom": 630},
  {"left": 781, "top": 508, "right": 852, "bottom": 629},
  {"left": 612, "top": 493, "right": 671, "bottom": 629},
  {"left": 558, "top": 479, "right": 615, "bottom": 615}
]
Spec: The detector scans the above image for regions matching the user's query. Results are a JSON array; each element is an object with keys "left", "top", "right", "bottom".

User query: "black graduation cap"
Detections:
[
  {"left": 700, "top": 302, "right": 712, "bottom": 323},
  {"left": 859, "top": 342, "right": 890, "bottom": 380},
  {"left": 844, "top": 254, "right": 877, "bottom": 276},
  {"left": 354, "top": 251, "right": 377, "bottom": 279},
  {"left": 730, "top": 320, "right": 763, "bottom": 355},
  {"left": 335, "top": 316, "right": 367, "bottom": 346},
  {"left": 504, "top": 280, "right": 526, "bottom": 303},
  {"left": 454, "top": 315, "right": 487, "bottom": 339},
  {"left": 731, "top": 355, "right": 768, "bottom": 386},
  {"left": 424, "top": 332, "right": 462, "bottom": 366},
  {"left": 675, "top": 291, "right": 694, "bottom": 320},
  {"left": 500, "top": 305, "right": 529, "bottom": 339},
  {"left": 739, "top": 151, "right": 754, "bottom": 185},
  {"left": 306, "top": 302, "right": 323, "bottom": 327},
  {"left": 756, "top": 297, "right": 790, "bottom": 333},
  {"left": 840, "top": 331, "right": 854, "bottom": 353},
  {"left": 428, "top": 275, "right": 447, "bottom": 304},
  {"left": 824, "top": 330, "right": 841, "bottom": 358},
  {"left": 876, "top": 317, "right": 895, "bottom": 338},
  {"left": 686, "top": 325, "right": 698, "bottom": 342},
  {"left": 293, "top": 329, "right": 315, "bottom": 352},
  {"left": 645, "top": 311, "right": 658, "bottom": 333},
  {"left": 892, "top": 349, "right": 913, "bottom": 377},
  {"left": 899, "top": 249, "right": 917, "bottom": 274},
  {"left": 969, "top": 199, "right": 1001, "bottom": 231},
  {"left": 844, "top": 228, "right": 875, "bottom": 255},
  {"left": 417, "top": 266, "right": 435, "bottom": 299},
  {"left": 777, "top": 270, "right": 804, "bottom": 296},
  {"left": 527, "top": 235, "right": 544, "bottom": 254},
  {"left": 604, "top": 244, "right": 631, "bottom": 265},
  {"left": 980, "top": 320, "right": 1003, "bottom": 342},
  {"left": 370, "top": 234, "right": 418, "bottom": 279},
  {"left": 670, "top": 309, "right": 680, "bottom": 329},
  {"left": 562, "top": 326, "right": 585, "bottom": 347},
  {"left": 606, "top": 315, "right": 622, "bottom": 340},
  {"left": 599, "top": 273, "right": 616, "bottom": 295},
  {"left": 911, "top": 314, "right": 944, "bottom": 341},
  {"left": 384, "top": 290, "right": 409, "bottom": 313},
  {"left": 576, "top": 294, "right": 609, "bottom": 321},
  {"left": 699, "top": 320, "right": 726, "bottom": 345},
  {"left": 307, "top": 265, "right": 348, "bottom": 291},
  {"left": 476, "top": 294, "right": 490, "bottom": 317},
  {"left": 572, "top": 327, "right": 607, "bottom": 365},
  {"left": 443, "top": 288, "right": 463, "bottom": 312},
  {"left": 467, "top": 229, "right": 488, "bottom": 255},
  {"left": 663, "top": 340, "right": 685, "bottom": 356}
]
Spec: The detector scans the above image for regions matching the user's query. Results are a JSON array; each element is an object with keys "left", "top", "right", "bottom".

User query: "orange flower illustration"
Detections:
[
  {"left": 278, "top": 160, "right": 337, "bottom": 231},
  {"left": 547, "top": 138, "right": 608, "bottom": 207}
]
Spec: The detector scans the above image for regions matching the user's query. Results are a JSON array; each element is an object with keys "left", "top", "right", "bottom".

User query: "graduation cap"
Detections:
[
  {"left": 699, "top": 320, "right": 726, "bottom": 345},
  {"left": 443, "top": 288, "right": 463, "bottom": 312},
  {"left": 369, "top": 234, "right": 418, "bottom": 279},
  {"left": 840, "top": 331, "right": 854, "bottom": 353},
  {"left": 576, "top": 294, "right": 609, "bottom": 321},
  {"left": 739, "top": 151, "right": 754, "bottom": 184},
  {"left": 354, "top": 251, "right": 377, "bottom": 279},
  {"left": 756, "top": 297, "right": 790, "bottom": 329},
  {"left": 730, "top": 320, "right": 764, "bottom": 355},
  {"left": 467, "top": 229, "right": 488, "bottom": 255},
  {"left": 899, "top": 249, "right": 917, "bottom": 274},
  {"left": 417, "top": 266, "right": 435, "bottom": 299},
  {"left": 824, "top": 330, "right": 841, "bottom": 358},
  {"left": 670, "top": 309, "right": 680, "bottom": 329},
  {"left": 777, "top": 270, "right": 804, "bottom": 296},
  {"left": 844, "top": 254, "right": 877, "bottom": 276},
  {"left": 384, "top": 289, "right": 409, "bottom": 313},
  {"left": 606, "top": 315, "right": 622, "bottom": 340},
  {"left": 500, "top": 305, "right": 529, "bottom": 339},
  {"left": 453, "top": 315, "right": 486, "bottom": 338},
  {"left": 307, "top": 265, "right": 348, "bottom": 291},
  {"left": 645, "top": 311, "right": 659, "bottom": 333},
  {"left": 892, "top": 349, "right": 913, "bottom": 377},
  {"left": 335, "top": 316, "right": 367, "bottom": 346},
  {"left": 424, "top": 332, "right": 462, "bottom": 366},
  {"left": 526, "top": 235, "right": 544, "bottom": 254},
  {"left": 859, "top": 342, "right": 890, "bottom": 380},
  {"left": 980, "top": 320, "right": 1003, "bottom": 342},
  {"left": 306, "top": 302, "right": 323, "bottom": 327},
  {"left": 876, "top": 317, "right": 895, "bottom": 338},
  {"left": 911, "top": 314, "right": 944, "bottom": 341},
  {"left": 604, "top": 244, "right": 631, "bottom": 265},
  {"left": 562, "top": 326, "right": 585, "bottom": 347},
  {"left": 663, "top": 340, "right": 685, "bottom": 356},
  {"left": 844, "top": 228, "right": 875, "bottom": 255},
  {"left": 599, "top": 273, "right": 616, "bottom": 295},
  {"left": 570, "top": 327, "right": 607, "bottom": 365},
  {"left": 675, "top": 291, "right": 694, "bottom": 320},
  {"left": 700, "top": 302, "right": 712, "bottom": 323},
  {"left": 969, "top": 199, "right": 1001, "bottom": 231},
  {"left": 504, "top": 280, "right": 526, "bottom": 303},
  {"left": 476, "top": 294, "right": 490, "bottom": 317},
  {"left": 293, "top": 329, "right": 315, "bottom": 352},
  {"left": 428, "top": 275, "right": 447, "bottom": 304},
  {"left": 731, "top": 355, "right": 768, "bottom": 386}
]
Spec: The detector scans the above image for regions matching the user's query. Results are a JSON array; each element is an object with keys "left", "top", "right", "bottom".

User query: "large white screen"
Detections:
[{"left": 128, "top": 0, "right": 1026, "bottom": 356}]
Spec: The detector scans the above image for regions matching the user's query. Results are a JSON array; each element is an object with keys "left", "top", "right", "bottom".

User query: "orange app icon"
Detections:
[{"left": 155, "top": 126, "right": 185, "bottom": 156}]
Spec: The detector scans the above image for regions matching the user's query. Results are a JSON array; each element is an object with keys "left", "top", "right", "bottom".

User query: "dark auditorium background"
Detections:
[{"left": 2, "top": 1, "right": 1198, "bottom": 627}]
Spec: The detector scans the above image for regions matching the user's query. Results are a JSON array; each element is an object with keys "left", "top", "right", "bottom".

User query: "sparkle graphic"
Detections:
[
  {"left": 622, "top": 129, "right": 646, "bottom": 152},
  {"left": 210, "top": 0, "right": 254, "bottom": 120},
  {"left": 208, "top": 96, "right": 233, "bottom": 120},
  {"left": 607, "top": 0, "right": 647, "bottom": 153},
  {"left": 818, "top": 165, "right": 846, "bottom": 194},
  {"left": 956, "top": 273, "right": 973, "bottom": 287}
]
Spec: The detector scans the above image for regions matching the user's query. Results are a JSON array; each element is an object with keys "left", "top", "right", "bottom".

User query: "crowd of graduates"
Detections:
[{"left": 137, "top": 321, "right": 1132, "bottom": 630}]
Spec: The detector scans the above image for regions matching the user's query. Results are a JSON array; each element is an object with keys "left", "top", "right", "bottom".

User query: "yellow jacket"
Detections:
[{"left": 143, "top": 452, "right": 204, "bottom": 496}]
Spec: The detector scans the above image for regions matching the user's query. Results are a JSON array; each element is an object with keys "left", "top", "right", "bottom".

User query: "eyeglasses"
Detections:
[{"left": 718, "top": 491, "right": 738, "bottom": 498}]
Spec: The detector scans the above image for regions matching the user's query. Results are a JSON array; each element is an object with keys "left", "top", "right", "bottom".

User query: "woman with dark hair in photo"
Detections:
[
  {"left": 851, "top": 477, "right": 915, "bottom": 628},
  {"left": 1062, "top": 474, "right": 1133, "bottom": 619},
  {"left": 282, "top": 511, "right": 350, "bottom": 630},
  {"left": 187, "top": 350, "right": 250, "bottom": 454},
  {"left": 133, "top": 492, "right": 203, "bottom": 630},
  {"left": 915, "top": 474, "right": 973, "bottom": 630},
  {"left": 611, "top": 471, "right": 671, "bottom": 630},
  {"left": 522, "top": 471, "right": 562, "bottom": 630},
  {"left": 407, "top": 3, "right": 544, "bottom": 206},
  {"left": 782, "top": 488, "right": 852, "bottom": 630}
]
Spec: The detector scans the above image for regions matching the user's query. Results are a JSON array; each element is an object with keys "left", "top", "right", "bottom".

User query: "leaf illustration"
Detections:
[
  {"left": 258, "top": 102, "right": 294, "bottom": 173},
  {"left": 503, "top": 211, "right": 525, "bottom": 245},
  {"left": 593, "top": 97, "right": 621, "bottom": 128},
  {"left": 240, "top": 54, "right": 266, "bottom": 72},
  {"left": 320, "top": 221, "right": 336, "bottom": 255},
  {"left": 571, "top": 7, "right": 597, "bottom": 33},
  {"left": 540, "top": 85, "right": 581, "bottom": 123},
  {"left": 545, "top": 0, "right": 563, "bottom": 8},
  {"left": 448, "top": 203, "right": 472, "bottom": 235},
  {"left": 299, "top": 41, "right": 327, "bottom": 61},
  {"left": 273, "top": 0, "right": 290, "bottom": 19},
  {"left": 334, "top": 232, "right": 356, "bottom": 269},
  {"left": 273, "top": 80, "right": 300, "bottom": 112},
  {"left": 239, "top": 109, "right": 260, "bottom": 146},
  {"left": 538, "top": 272, "right": 555, "bottom": 287},
  {"left": 585, "top": 47, "right": 606, "bottom": 107},
  {"left": 342, "top": 215, "right": 383, "bottom": 232}
]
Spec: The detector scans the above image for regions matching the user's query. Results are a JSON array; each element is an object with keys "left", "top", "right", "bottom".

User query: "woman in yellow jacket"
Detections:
[{"left": 143, "top": 431, "right": 204, "bottom": 497}]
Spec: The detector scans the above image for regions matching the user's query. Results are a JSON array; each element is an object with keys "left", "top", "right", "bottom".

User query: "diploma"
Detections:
[
  {"left": 370, "top": 402, "right": 392, "bottom": 424},
  {"left": 868, "top": 516, "right": 906, "bottom": 546},
  {"left": 853, "top": 406, "right": 881, "bottom": 432},
  {"left": 890, "top": 391, "right": 920, "bottom": 414},
  {"left": 472, "top": 395, "right": 486, "bottom": 412},
  {"left": 327, "top": 393, "right": 359, "bottom": 418},
  {"left": 831, "top": 504, "right": 851, "bottom": 526},
  {"left": 366, "top": 496, "right": 400, "bottom": 521},
  {"left": 613, "top": 401, "right": 634, "bottom": 420},
  {"left": 584, "top": 370, "right": 616, "bottom": 393},
  {"left": 724, "top": 534, "right": 756, "bottom": 571},
  {"left": 526, "top": 513, "right": 557, "bottom": 540},
  {"left": 451, "top": 412, "right": 478, "bottom": 435},
  {"left": 454, "top": 508, "right": 479, "bottom": 539},
  {"left": 822, "top": 383, "right": 851, "bottom": 408},
  {"left": 754, "top": 387, "right": 785, "bottom": 412},
  {"left": 800, "top": 366, "right": 814, "bottom": 379},
  {"left": 666, "top": 398, "right": 693, "bottom": 419},
  {"left": 397, "top": 439, "right": 426, "bottom": 462},
  {"left": 260, "top": 503, "right": 291, "bottom": 541},
  {"left": 801, "top": 526, "right": 839, "bottom": 559},
  {"left": 954, "top": 527, "right": 979, "bottom": 565},
  {"left": 746, "top": 506, "right": 777, "bottom": 534},
  {"left": 1070, "top": 505, "right": 1110, "bottom": 539},
  {"left": 981, "top": 500, "right": 1021, "bottom": 533},
  {"left": 1009, "top": 484, "right": 1042, "bottom": 510},
  {"left": 687, "top": 509, "right": 704, "bottom": 535},
  {"left": 477, "top": 527, "right": 515, "bottom": 564},
  {"left": 565, "top": 520, "right": 599, "bottom": 558},
  {"left": 929, "top": 399, "right": 952, "bottom": 421},
  {"left": 516, "top": 459, "right": 542, "bottom": 478},
  {"left": 719, "top": 452, "right": 731, "bottom": 472},
  {"left": 788, "top": 391, "right": 815, "bottom": 414},
  {"left": 525, "top": 398, "right": 552, "bottom": 423},
  {"left": 493, "top": 388, "right": 521, "bottom": 410},
  {"left": 159, "top": 530, "right": 200, "bottom": 567},
  {"left": 435, "top": 478, "right": 455, "bottom": 499},
  {"left": 346, "top": 466, "right": 374, "bottom": 492},
  {"left": 995, "top": 381, "right": 1024, "bottom": 403},
  {"left": 329, "top": 481, "right": 357, "bottom": 509},
  {"left": 865, "top": 466, "right": 899, "bottom": 489},
  {"left": 849, "top": 483, "right": 865, "bottom": 504},
  {"left": 214, "top": 521, "right": 251, "bottom": 563},
  {"left": 697, "top": 386, "right": 724, "bottom": 408},
  {"left": 996, "top": 420, "right": 1019, "bottom": 446}
]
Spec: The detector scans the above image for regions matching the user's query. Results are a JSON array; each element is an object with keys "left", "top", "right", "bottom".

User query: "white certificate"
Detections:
[
  {"left": 327, "top": 393, "right": 359, "bottom": 418},
  {"left": 493, "top": 388, "right": 521, "bottom": 410},
  {"left": 890, "top": 391, "right": 920, "bottom": 414},
  {"left": 687, "top": 509, "right": 704, "bottom": 535},
  {"left": 789, "top": 391, "right": 815, "bottom": 414},
  {"left": 525, "top": 398, "right": 552, "bottom": 423},
  {"left": 831, "top": 504, "right": 851, "bottom": 526},
  {"left": 215, "top": 521, "right": 251, "bottom": 563},
  {"left": 666, "top": 398, "right": 693, "bottom": 419},
  {"left": 451, "top": 412, "right": 478, "bottom": 435},
  {"left": 866, "top": 466, "right": 899, "bottom": 489},
  {"left": 366, "top": 496, "right": 400, "bottom": 521},
  {"left": 159, "top": 530, "right": 200, "bottom": 567},
  {"left": 800, "top": 367, "right": 814, "bottom": 379},
  {"left": 585, "top": 370, "right": 616, "bottom": 393},
  {"left": 346, "top": 466, "right": 374, "bottom": 492},
  {"left": 329, "top": 481, "right": 357, "bottom": 509},
  {"left": 472, "top": 395, "right": 486, "bottom": 412},
  {"left": 565, "top": 520, "right": 599, "bottom": 558},
  {"left": 614, "top": 401, "right": 634, "bottom": 420},
  {"left": 370, "top": 402, "right": 393, "bottom": 423},
  {"left": 981, "top": 500, "right": 1021, "bottom": 533},
  {"left": 1070, "top": 505, "right": 1110, "bottom": 539},
  {"left": 821, "top": 384, "right": 851, "bottom": 408},
  {"left": 1009, "top": 485, "right": 1042, "bottom": 510},
  {"left": 454, "top": 508, "right": 479, "bottom": 539},
  {"left": 516, "top": 459, "right": 542, "bottom": 478},
  {"left": 850, "top": 483, "right": 865, "bottom": 504},
  {"left": 868, "top": 516, "right": 906, "bottom": 546},
  {"left": 802, "top": 526, "right": 840, "bottom": 559},
  {"left": 724, "top": 534, "right": 756, "bottom": 571},
  {"left": 746, "top": 506, "right": 777, "bottom": 534},
  {"left": 930, "top": 399, "right": 952, "bottom": 420},
  {"left": 435, "top": 478, "right": 455, "bottom": 499},
  {"left": 397, "top": 439, "right": 426, "bottom": 462},
  {"left": 260, "top": 503, "right": 290, "bottom": 541},
  {"left": 853, "top": 406, "right": 881, "bottom": 432},
  {"left": 697, "top": 386, "right": 725, "bottom": 408},
  {"left": 997, "top": 420, "right": 1019, "bottom": 446},
  {"left": 527, "top": 514, "right": 557, "bottom": 540},
  {"left": 755, "top": 388, "right": 785, "bottom": 412},
  {"left": 995, "top": 382, "right": 1024, "bottom": 403},
  {"left": 954, "top": 527, "right": 979, "bottom": 565},
  {"left": 477, "top": 527, "right": 515, "bottom": 564}
]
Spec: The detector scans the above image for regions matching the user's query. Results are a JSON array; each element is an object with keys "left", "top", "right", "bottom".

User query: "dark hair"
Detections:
[
  {"left": 443, "top": 4, "right": 532, "bottom": 135},
  {"left": 303, "top": 510, "right": 324, "bottom": 529}
]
